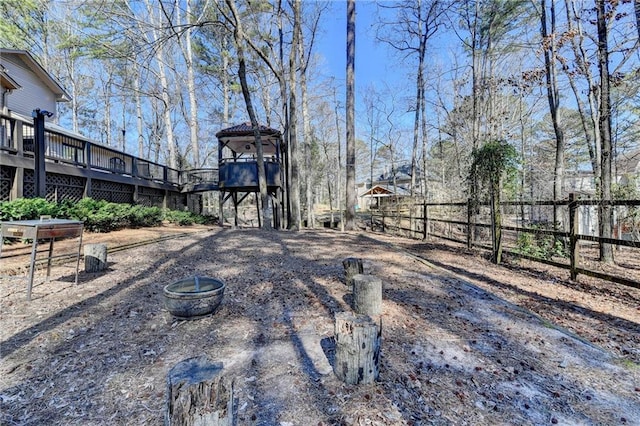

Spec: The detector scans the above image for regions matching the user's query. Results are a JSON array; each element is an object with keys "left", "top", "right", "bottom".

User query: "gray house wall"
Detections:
[{"left": 1, "top": 54, "right": 57, "bottom": 116}]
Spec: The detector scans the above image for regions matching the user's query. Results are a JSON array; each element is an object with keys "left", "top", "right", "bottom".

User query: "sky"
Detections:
[
  {"left": 313, "top": 0, "right": 421, "bottom": 160},
  {"left": 315, "top": 1, "right": 395, "bottom": 91}
]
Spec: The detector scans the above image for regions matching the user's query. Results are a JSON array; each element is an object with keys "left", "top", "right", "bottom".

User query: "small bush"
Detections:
[
  {"left": 129, "top": 205, "right": 163, "bottom": 228},
  {"left": 1, "top": 197, "right": 210, "bottom": 232},
  {"left": 0, "top": 198, "right": 60, "bottom": 221},
  {"left": 163, "top": 209, "right": 215, "bottom": 226},
  {"left": 516, "top": 226, "right": 567, "bottom": 260},
  {"left": 163, "top": 210, "right": 196, "bottom": 226}
]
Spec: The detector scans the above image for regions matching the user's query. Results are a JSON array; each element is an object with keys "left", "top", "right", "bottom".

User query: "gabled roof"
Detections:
[
  {"left": 215, "top": 122, "right": 281, "bottom": 139},
  {"left": 0, "top": 68, "right": 20, "bottom": 90},
  {"left": 216, "top": 122, "right": 283, "bottom": 156},
  {"left": 0, "top": 49, "right": 71, "bottom": 102},
  {"left": 361, "top": 184, "right": 411, "bottom": 197},
  {"left": 375, "top": 163, "right": 424, "bottom": 183}
]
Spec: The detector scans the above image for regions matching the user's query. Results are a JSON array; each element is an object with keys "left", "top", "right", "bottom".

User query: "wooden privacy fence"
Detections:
[{"left": 370, "top": 195, "right": 640, "bottom": 289}]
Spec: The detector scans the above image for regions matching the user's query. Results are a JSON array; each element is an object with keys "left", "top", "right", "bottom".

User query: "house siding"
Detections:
[{"left": 1, "top": 55, "right": 57, "bottom": 117}]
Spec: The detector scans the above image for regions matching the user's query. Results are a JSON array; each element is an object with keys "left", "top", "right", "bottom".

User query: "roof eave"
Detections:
[
  {"left": 0, "top": 69, "right": 21, "bottom": 90},
  {"left": 0, "top": 49, "right": 71, "bottom": 103}
]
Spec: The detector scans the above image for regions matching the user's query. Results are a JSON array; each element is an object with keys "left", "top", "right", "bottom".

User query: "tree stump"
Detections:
[
  {"left": 352, "top": 274, "right": 382, "bottom": 318},
  {"left": 165, "top": 356, "right": 234, "bottom": 426},
  {"left": 84, "top": 243, "right": 107, "bottom": 272},
  {"left": 333, "top": 312, "right": 381, "bottom": 385},
  {"left": 342, "top": 257, "right": 363, "bottom": 287}
]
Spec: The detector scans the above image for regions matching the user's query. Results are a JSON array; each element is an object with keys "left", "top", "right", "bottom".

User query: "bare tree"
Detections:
[
  {"left": 298, "top": 3, "right": 324, "bottom": 229},
  {"left": 345, "top": 0, "right": 357, "bottom": 230},
  {"left": 538, "top": 0, "right": 565, "bottom": 230},
  {"left": 561, "top": 0, "right": 600, "bottom": 197},
  {"left": 596, "top": 0, "right": 613, "bottom": 263},
  {"left": 288, "top": 0, "right": 302, "bottom": 230},
  {"left": 376, "top": 0, "right": 446, "bottom": 199},
  {"left": 223, "top": 0, "right": 271, "bottom": 229},
  {"left": 167, "top": 0, "right": 201, "bottom": 167}
]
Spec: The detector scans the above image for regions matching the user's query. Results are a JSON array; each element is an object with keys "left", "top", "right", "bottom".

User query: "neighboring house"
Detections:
[
  {"left": 616, "top": 150, "right": 640, "bottom": 193},
  {"left": 562, "top": 153, "right": 640, "bottom": 238},
  {"left": 563, "top": 151, "right": 640, "bottom": 197},
  {"left": 359, "top": 183, "right": 411, "bottom": 211},
  {"left": 359, "top": 163, "right": 424, "bottom": 211},
  {"left": 563, "top": 170, "right": 596, "bottom": 196}
]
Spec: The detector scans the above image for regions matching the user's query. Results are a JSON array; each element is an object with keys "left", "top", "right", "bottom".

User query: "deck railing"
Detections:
[{"left": 1, "top": 113, "right": 183, "bottom": 187}]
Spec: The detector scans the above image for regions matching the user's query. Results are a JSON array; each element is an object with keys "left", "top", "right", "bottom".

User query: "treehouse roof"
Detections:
[{"left": 216, "top": 122, "right": 283, "bottom": 156}]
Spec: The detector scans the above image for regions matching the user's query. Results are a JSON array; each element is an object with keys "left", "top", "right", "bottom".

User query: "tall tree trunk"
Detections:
[
  {"left": 134, "top": 65, "right": 144, "bottom": 158},
  {"left": 540, "top": 0, "right": 565, "bottom": 229},
  {"left": 70, "top": 61, "right": 79, "bottom": 134},
  {"left": 345, "top": 0, "right": 357, "bottom": 230},
  {"left": 225, "top": 0, "right": 270, "bottom": 229},
  {"left": 222, "top": 34, "right": 230, "bottom": 127},
  {"left": 333, "top": 86, "right": 342, "bottom": 226},
  {"left": 144, "top": 0, "right": 177, "bottom": 169},
  {"left": 299, "top": 19, "right": 314, "bottom": 229},
  {"left": 566, "top": 0, "right": 602, "bottom": 197},
  {"left": 102, "top": 69, "right": 112, "bottom": 146},
  {"left": 184, "top": 0, "right": 200, "bottom": 167},
  {"left": 596, "top": 0, "right": 614, "bottom": 263},
  {"left": 157, "top": 51, "right": 177, "bottom": 169},
  {"left": 288, "top": 0, "right": 301, "bottom": 230},
  {"left": 471, "top": 1, "right": 481, "bottom": 152},
  {"left": 563, "top": 0, "right": 596, "bottom": 175},
  {"left": 410, "top": 0, "right": 426, "bottom": 199}
]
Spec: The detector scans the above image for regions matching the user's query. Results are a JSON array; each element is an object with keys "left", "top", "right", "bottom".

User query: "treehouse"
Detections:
[{"left": 215, "top": 123, "right": 286, "bottom": 228}]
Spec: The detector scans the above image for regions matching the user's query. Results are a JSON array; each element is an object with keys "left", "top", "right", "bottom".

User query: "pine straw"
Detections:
[{"left": 1, "top": 227, "right": 638, "bottom": 425}]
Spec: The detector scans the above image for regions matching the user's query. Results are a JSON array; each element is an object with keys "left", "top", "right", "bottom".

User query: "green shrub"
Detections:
[
  {"left": 129, "top": 205, "right": 163, "bottom": 228},
  {"left": 163, "top": 209, "right": 195, "bottom": 226},
  {"left": 516, "top": 227, "right": 567, "bottom": 260},
  {"left": 1, "top": 197, "right": 210, "bottom": 232},
  {"left": 0, "top": 198, "right": 60, "bottom": 221},
  {"left": 162, "top": 209, "right": 215, "bottom": 226},
  {"left": 65, "top": 198, "right": 107, "bottom": 221}
]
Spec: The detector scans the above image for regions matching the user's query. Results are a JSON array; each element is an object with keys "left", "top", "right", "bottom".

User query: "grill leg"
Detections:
[
  {"left": 27, "top": 239, "right": 39, "bottom": 301},
  {"left": 46, "top": 238, "right": 55, "bottom": 282}
]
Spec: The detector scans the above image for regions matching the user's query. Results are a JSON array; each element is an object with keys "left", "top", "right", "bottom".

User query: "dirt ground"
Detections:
[{"left": 1, "top": 225, "right": 639, "bottom": 425}]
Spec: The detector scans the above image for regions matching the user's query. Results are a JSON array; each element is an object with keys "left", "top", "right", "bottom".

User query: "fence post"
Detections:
[
  {"left": 466, "top": 198, "right": 472, "bottom": 249},
  {"left": 569, "top": 193, "right": 579, "bottom": 280},
  {"left": 423, "top": 201, "right": 427, "bottom": 240}
]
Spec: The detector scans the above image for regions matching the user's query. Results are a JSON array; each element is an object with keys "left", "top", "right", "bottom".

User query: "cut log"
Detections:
[
  {"left": 352, "top": 274, "right": 382, "bottom": 318},
  {"left": 165, "top": 356, "right": 234, "bottom": 426},
  {"left": 342, "top": 257, "right": 363, "bottom": 287},
  {"left": 333, "top": 312, "right": 381, "bottom": 385},
  {"left": 84, "top": 243, "right": 107, "bottom": 272}
]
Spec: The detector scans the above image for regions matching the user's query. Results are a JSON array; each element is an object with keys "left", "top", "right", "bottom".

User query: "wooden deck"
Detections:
[{"left": 0, "top": 112, "right": 217, "bottom": 209}]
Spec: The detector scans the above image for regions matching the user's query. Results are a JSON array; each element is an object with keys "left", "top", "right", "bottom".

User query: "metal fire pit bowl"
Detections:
[{"left": 163, "top": 276, "right": 226, "bottom": 319}]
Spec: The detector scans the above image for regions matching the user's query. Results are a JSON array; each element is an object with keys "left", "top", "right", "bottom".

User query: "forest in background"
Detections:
[{"left": 1, "top": 0, "right": 639, "bottom": 246}]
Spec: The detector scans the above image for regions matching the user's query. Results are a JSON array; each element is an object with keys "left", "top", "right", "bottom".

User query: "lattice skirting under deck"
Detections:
[
  {"left": 92, "top": 179, "right": 134, "bottom": 204},
  {"left": 0, "top": 166, "right": 14, "bottom": 201}
]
